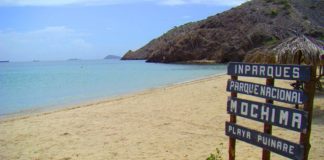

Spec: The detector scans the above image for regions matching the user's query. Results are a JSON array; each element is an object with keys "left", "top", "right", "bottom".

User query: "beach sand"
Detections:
[{"left": 0, "top": 75, "right": 323, "bottom": 160}]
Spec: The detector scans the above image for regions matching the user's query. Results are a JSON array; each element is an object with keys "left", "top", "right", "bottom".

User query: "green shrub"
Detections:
[
  {"left": 206, "top": 154, "right": 216, "bottom": 160},
  {"left": 319, "top": 35, "right": 324, "bottom": 41},
  {"left": 263, "top": 9, "right": 279, "bottom": 17},
  {"left": 206, "top": 148, "right": 223, "bottom": 160},
  {"left": 265, "top": 0, "right": 289, "bottom": 4},
  {"left": 276, "top": 0, "right": 289, "bottom": 5},
  {"left": 282, "top": 3, "right": 291, "bottom": 9},
  {"left": 309, "top": 5, "right": 316, "bottom": 9},
  {"left": 270, "top": 9, "right": 278, "bottom": 17},
  {"left": 263, "top": 37, "right": 278, "bottom": 45}
]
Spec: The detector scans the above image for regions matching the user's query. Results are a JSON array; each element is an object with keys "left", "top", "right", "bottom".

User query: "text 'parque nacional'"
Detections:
[
  {"left": 227, "top": 97, "right": 308, "bottom": 132},
  {"left": 227, "top": 80, "right": 307, "bottom": 104},
  {"left": 227, "top": 63, "right": 311, "bottom": 81}
]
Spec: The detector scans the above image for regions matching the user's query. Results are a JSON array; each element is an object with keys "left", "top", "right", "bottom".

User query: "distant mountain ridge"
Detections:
[{"left": 122, "top": 0, "right": 324, "bottom": 63}]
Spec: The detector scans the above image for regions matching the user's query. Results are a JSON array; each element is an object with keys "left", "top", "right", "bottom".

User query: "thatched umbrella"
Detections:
[
  {"left": 273, "top": 35, "right": 324, "bottom": 92},
  {"left": 273, "top": 35, "right": 324, "bottom": 65}
]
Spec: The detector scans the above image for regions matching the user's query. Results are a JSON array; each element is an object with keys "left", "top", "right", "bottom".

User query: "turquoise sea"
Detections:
[{"left": 0, "top": 60, "right": 226, "bottom": 115}]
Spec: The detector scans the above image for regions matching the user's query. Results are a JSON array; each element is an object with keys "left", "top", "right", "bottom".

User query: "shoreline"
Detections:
[
  {"left": 0, "top": 74, "right": 323, "bottom": 160},
  {"left": 0, "top": 73, "right": 225, "bottom": 122}
]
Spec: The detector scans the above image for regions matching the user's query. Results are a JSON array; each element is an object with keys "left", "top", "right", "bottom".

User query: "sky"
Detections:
[{"left": 0, "top": 0, "right": 248, "bottom": 62}]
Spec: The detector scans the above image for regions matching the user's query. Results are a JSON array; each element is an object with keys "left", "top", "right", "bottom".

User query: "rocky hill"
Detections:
[{"left": 121, "top": 0, "right": 324, "bottom": 63}]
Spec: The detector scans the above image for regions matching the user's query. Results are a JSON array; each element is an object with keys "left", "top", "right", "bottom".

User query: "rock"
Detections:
[{"left": 121, "top": 0, "right": 324, "bottom": 64}]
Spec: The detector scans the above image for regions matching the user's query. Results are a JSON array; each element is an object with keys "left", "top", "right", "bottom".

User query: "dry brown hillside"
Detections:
[{"left": 122, "top": 0, "right": 324, "bottom": 63}]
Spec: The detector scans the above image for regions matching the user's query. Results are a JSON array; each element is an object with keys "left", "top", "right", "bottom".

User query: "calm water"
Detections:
[{"left": 0, "top": 60, "right": 226, "bottom": 115}]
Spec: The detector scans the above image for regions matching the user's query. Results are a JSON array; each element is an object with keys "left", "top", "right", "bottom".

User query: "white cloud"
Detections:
[
  {"left": 0, "top": 26, "right": 94, "bottom": 61},
  {"left": 0, "top": 0, "right": 248, "bottom": 6}
]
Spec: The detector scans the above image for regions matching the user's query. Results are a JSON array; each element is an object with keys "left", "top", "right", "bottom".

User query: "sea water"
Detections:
[{"left": 0, "top": 60, "right": 226, "bottom": 115}]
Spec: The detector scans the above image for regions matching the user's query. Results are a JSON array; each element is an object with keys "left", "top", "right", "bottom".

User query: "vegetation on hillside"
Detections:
[{"left": 122, "top": 0, "right": 324, "bottom": 64}]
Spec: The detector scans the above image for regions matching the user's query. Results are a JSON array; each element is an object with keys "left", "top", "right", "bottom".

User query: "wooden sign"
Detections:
[
  {"left": 225, "top": 62, "right": 315, "bottom": 160},
  {"left": 227, "top": 97, "right": 308, "bottom": 133},
  {"left": 226, "top": 122, "right": 304, "bottom": 160},
  {"left": 227, "top": 80, "right": 307, "bottom": 104},
  {"left": 227, "top": 62, "right": 311, "bottom": 81}
]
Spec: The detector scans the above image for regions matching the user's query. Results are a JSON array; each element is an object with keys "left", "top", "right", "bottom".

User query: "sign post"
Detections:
[
  {"left": 263, "top": 78, "right": 274, "bottom": 160},
  {"left": 225, "top": 62, "right": 315, "bottom": 160},
  {"left": 299, "top": 66, "right": 316, "bottom": 160},
  {"left": 229, "top": 75, "right": 237, "bottom": 160}
]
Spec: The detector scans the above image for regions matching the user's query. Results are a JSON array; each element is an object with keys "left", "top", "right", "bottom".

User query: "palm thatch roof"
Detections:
[
  {"left": 273, "top": 35, "right": 324, "bottom": 65},
  {"left": 243, "top": 51, "right": 276, "bottom": 64}
]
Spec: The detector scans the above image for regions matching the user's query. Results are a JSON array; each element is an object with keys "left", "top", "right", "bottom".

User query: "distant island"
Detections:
[
  {"left": 122, "top": 0, "right": 324, "bottom": 63},
  {"left": 0, "top": 60, "right": 9, "bottom": 63},
  {"left": 104, "top": 55, "right": 121, "bottom": 60},
  {"left": 67, "top": 58, "right": 81, "bottom": 61}
]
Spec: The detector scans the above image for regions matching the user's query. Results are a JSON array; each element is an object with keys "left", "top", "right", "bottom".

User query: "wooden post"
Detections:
[
  {"left": 295, "top": 80, "right": 300, "bottom": 109},
  {"left": 300, "top": 66, "right": 316, "bottom": 160},
  {"left": 262, "top": 78, "right": 274, "bottom": 160},
  {"left": 229, "top": 75, "right": 237, "bottom": 160}
]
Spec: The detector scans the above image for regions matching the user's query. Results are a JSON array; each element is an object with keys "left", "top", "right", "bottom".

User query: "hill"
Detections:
[{"left": 121, "top": 0, "right": 324, "bottom": 63}]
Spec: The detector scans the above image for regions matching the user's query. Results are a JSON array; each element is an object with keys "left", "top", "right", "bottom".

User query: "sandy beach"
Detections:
[{"left": 0, "top": 74, "right": 323, "bottom": 160}]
